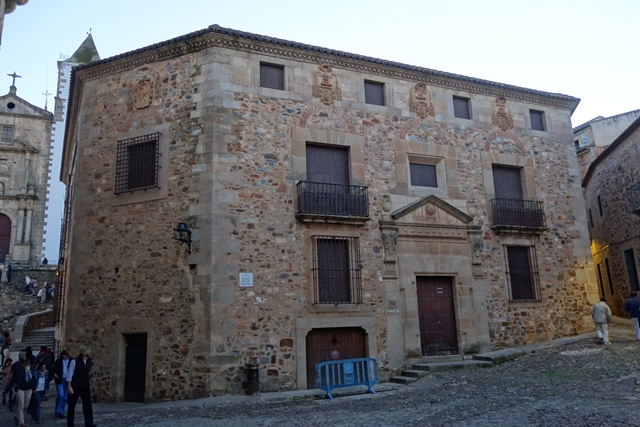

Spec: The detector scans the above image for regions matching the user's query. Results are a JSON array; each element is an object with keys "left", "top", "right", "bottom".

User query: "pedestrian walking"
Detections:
[
  {"left": 10, "top": 352, "right": 36, "bottom": 427},
  {"left": 592, "top": 297, "right": 612, "bottom": 345},
  {"left": 52, "top": 348, "right": 71, "bottom": 419},
  {"left": 30, "top": 362, "right": 49, "bottom": 424},
  {"left": 623, "top": 291, "right": 640, "bottom": 341},
  {"left": 66, "top": 346, "right": 96, "bottom": 427}
]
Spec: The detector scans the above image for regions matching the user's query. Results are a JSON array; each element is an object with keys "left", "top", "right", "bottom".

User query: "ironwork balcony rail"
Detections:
[
  {"left": 628, "top": 181, "right": 640, "bottom": 214},
  {"left": 297, "top": 181, "right": 368, "bottom": 218},
  {"left": 490, "top": 198, "right": 546, "bottom": 229}
]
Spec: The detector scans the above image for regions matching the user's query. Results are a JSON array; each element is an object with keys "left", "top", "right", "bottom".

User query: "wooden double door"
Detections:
[
  {"left": 417, "top": 276, "right": 458, "bottom": 356},
  {"left": 305, "top": 327, "right": 366, "bottom": 389}
]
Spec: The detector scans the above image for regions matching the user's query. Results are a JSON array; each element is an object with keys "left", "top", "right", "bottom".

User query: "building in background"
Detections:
[
  {"left": 582, "top": 116, "right": 640, "bottom": 315},
  {"left": 43, "top": 34, "right": 99, "bottom": 262},
  {"left": 58, "top": 25, "right": 597, "bottom": 401},
  {"left": 0, "top": 79, "right": 52, "bottom": 266},
  {"left": 574, "top": 109, "right": 640, "bottom": 178}
]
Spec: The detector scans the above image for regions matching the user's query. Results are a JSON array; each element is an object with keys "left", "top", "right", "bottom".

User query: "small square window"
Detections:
[
  {"left": 115, "top": 132, "right": 160, "bottom": 194},
  {"left": 312, "top": 235, "right": 362, "bottom": 304},
  {"left": 453, "top": 96, "right": 470, "bottom": 119},
  {"left": 1, "top": 126, "right": 13, "bottom": 143},
  {"left": 409, "top": 163, "right": 437, "bottom": 188},
  {"left": 364, "top": 80, "right": 385, "bottom": 106},
  {"left": 260, "top": 63, "right": 285, "bottom": 90},
  {"left": 530, "top": 110, "right": 545, "bottom": 131},
  {"left": 505, "top": 245, "right": 541, "bottom": 302}
]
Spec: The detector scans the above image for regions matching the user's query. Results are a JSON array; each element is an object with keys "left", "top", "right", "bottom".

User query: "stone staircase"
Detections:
[
  {"left": 16, "top": 326, "right": 56, "bottom": 353},
  {"left": 390, "top": 354, "right": 494, "bottom": 384}
]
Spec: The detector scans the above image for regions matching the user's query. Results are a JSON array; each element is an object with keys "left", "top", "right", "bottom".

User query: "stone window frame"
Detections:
[
  {"left": 111, "top": 122, "right": 169, "bottom": 207},
  {"left": 259, "top": 62, "right": 285, "bottom": 91},
  {"left": 311, "top": 234, "right": 362, "bottom": 305},
  {"left": 394, "top": 140, "right": 458, "bottom": 199},
  {"left": 114, "top": 132, "right": 160, "bottom": 195},
  {"left": 529, "top": 109, "right": 546, "bottom": 132},
  {"left": 1, "top": 126, "right": 13, "bottom": 143},
  {"left": 452, "top": 95, "right": 471, "bottom": 120},
  {"left": 501, "top": 239, "right": 543, "bottom": 306},
  {"left": 597, "top": 194, "right": 604, "bottom": 217},
  {"left": 364, "top": 80, "right": 385, "bottom": 106},
  {"left": 407, "top": 154, "right": 444, "bottom": 191},
  {"left": 481, "top": 151, "right": 536, "bottom": 204}
]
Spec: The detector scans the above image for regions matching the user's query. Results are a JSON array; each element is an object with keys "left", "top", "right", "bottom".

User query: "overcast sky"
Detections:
[{"left": 2, "top": 0, "right": 639, "bottom": 127}]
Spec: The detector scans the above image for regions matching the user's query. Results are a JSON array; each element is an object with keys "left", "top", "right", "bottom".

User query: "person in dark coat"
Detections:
[
  {"left": 66, "top": 346, "right": 96, "bottom": 427},
  {"left": 52, "top": 348, "right": 71, "bottom": 419},
  {"left": 624, "top": 291, "right": 640, "bottom": 341}
]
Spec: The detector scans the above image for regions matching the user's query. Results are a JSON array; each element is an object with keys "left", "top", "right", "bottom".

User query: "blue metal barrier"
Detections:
[{"left": 316, "top": 357, "right": 378, "bottom": 399}]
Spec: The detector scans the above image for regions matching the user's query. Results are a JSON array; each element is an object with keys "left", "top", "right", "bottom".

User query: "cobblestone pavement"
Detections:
[{"left": 3, "top": 326, "right": 640, "bottom": 427}]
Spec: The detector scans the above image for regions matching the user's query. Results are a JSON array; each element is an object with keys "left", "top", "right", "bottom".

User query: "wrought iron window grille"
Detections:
[
  {"left": 311, "top": 235, "right": 362, "bottom": 304},
  {"left": 115, "top": 132, "right": 160, "bottom": 195},
  {"left": 260, "top": 63, "right": 285, "bottom": 90},
  {"left": 504, "top": 244, "right": 541, "bottom": 302}
]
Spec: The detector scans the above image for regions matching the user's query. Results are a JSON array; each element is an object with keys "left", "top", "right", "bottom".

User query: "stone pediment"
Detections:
[
  {"left": 0, "top": 93, "right": 53, "bottom": 118},
  {"left": 390, "top": 195, "right": 472, "bottom": 226}
]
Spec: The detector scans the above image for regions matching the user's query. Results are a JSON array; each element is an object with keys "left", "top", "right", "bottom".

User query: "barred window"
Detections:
[
  {"left": 409, "top": 163, "right": 437, "bottom": 188},
  {"left": 1, "top": 126, "right": 13, "bottom": 143},
  {"left": 505, "top": 245, "right": 541, "bottom": 302},
  {"left": 260, "top": 63, "right": 285, "bottom": 90},
  {"left": 453, "top": 96, "right": 470, "bottom": 119},
  {"left": 312, "top": 236, "right": 362, "bottom": 304},
  {"left": 364, "top": 80, "right": 385, "bottom": 106},
  {"left": 115, "top": 132, "right": 160, "bottom": 194},
  {"left": 530, "top": 110, "right": 545, "bottom": 131}
]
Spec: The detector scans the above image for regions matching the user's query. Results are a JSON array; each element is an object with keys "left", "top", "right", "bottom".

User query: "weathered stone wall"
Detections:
[
  {"left": 61, "top": 28, "right": 597, "bottom": 401},
  {"left": 583, "top": 125, "right": 640, "bottom": 315}
]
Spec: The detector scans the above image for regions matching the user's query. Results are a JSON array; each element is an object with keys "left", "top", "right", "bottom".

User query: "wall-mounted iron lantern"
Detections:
[{"left": 173, "top": 223, "right": 192, "bottom": 254}]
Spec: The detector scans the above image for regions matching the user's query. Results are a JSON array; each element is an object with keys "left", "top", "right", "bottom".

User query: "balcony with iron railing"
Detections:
[
  {"left": 296, "top": 181, "right": 369, "bottom": 224},
  {"left": 628, "top": 181, "right": 640, "bottom": 215},
  {"left": 490, "top": 198, "right": 547, "bottom": 234}
]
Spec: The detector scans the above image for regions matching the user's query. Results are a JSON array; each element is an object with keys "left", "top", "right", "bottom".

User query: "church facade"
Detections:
[
  {"left": 0, "top": 81, "right": 52, "bottom": 266},
  {"left": 59, "top": 25, "right": 597, "bottom": 402}
]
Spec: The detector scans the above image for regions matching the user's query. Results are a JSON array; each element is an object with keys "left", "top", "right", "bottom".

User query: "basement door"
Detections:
[
  {"left": 124, "top": 333, "right": 147, "bottom": 402},
  {"left": 305, "top": 327, "right": 366, "bottom": 389},
  {"left": 417, "top": 276, "right": 458, "bottom": 356}
]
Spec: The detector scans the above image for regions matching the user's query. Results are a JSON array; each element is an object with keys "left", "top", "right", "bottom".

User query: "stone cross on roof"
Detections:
[{"left": 7, "top": 71, "right": 21, "bottom": 86}]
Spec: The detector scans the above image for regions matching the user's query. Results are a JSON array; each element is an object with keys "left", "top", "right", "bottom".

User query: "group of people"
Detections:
[
  {"left": 0, "top": 343, "right": 96, "bottom": 427},
  {"left": 23, "top": 276, "right": 55, "bottom": 302},
  {"left": 591, "top": 291, "right": 640, "bottom": 345}
]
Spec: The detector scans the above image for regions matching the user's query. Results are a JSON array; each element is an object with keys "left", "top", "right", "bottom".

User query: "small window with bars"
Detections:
[
  {"left": 409, "top": 163, "right": 437, "bottom": 188},
  {"left": 115, "top": 132, "right": 160, "bottom": 195},
  {"left": 260, "top": 63, "right": 285, "bottom": 90},
  {"left": 1, "top": 126, "right": 13, "bottom": 143},
  {"left": 453, "top": 96, "right": 471, "bottom": 119},
  {"left": 504, "top": 245, "right": 541, "bottom": 302},
  {"left": 364, "top": 80, "right": 385, "bottom": 106},
  {"left": 530, "top": 110, "right": 545, "bottom": 131},
  {"left": 311, "top": 236, "right": 362, "bottom": 304}
]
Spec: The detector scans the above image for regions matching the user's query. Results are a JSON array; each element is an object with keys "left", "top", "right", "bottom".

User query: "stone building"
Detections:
[
  {"left": 0, "top": 80, "right": 53, "bottom": 266},
  {"left": 582, "top": 116, "right": 640, "bottom": 315},
  {"left": 58, "top": 25, "right": 597, "bottom": 402},
  {"left": 574, "top": 109, "right": 640, "bottom": 178}
]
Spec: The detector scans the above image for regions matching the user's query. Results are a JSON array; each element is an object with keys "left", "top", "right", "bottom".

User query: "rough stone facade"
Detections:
[
  {"left": 0, "top": 84, "right": 53, "bottom": 267},
  {"left": 582, "top": 118, "right": 640, "bottom": 315},
  {"left": 59, "top": 25, "right": 597, "bottom": 402}
]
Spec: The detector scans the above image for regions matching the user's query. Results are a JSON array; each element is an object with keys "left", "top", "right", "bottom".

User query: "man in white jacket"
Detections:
[{"left": 592, "top": 298, "right": 612, "bottom": 345}]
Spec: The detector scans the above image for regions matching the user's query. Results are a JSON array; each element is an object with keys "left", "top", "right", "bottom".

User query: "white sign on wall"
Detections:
[{"left": 239, "top": 272, "right": 253, "bottom": 287}]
